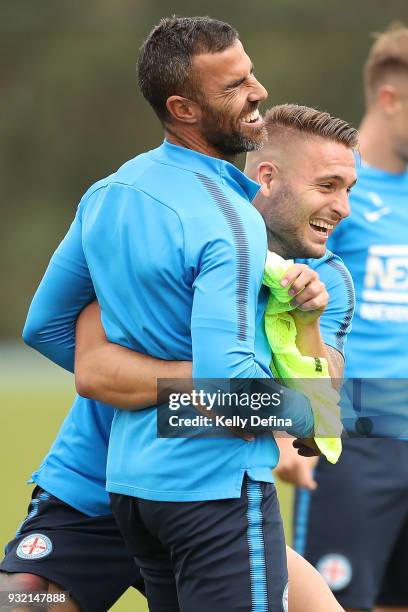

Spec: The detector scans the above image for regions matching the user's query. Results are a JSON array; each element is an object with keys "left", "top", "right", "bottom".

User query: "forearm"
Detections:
[
  {"left": 295, "top": 319, "right": 328, "bottom": 359},
  {"left": 23, "top": 210, "right": 95, "bottom": 373},
  {"left": 232, "top": 380, "right": 314, "bottom": 438},
  {"left": 324, "top": 345, "right": 345, "bottom": 389},
  {"left": 276, "top": 389, "right": 314, "bottom": 438},
  {"left": 75, "top": 302, "right": 192, "bottom": 408},
  {"left": 22, "top": 264, "right": 95, "bottom": 373},
  {"left": 295, "top": 319, "right": 334, "bottom": 376},
  {"left": 76, "top": 343, "right": 191, "bottom": 409}
]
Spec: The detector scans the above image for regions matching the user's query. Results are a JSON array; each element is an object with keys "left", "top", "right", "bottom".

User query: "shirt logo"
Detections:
[
  {"left": 317, "top": 554, "right": 352, "bottom": 591},
  {"left": 16, "top": 534, "right": 53, "bottom": 560},
  {"left": 361, "top": 245, "right": 408, "bottom": 322},
  {"left": 363, "top": 191, "right": 390, "bottom": 223},
  {"left": 364, "top": 208, "right": 391, "bottom": 222}
]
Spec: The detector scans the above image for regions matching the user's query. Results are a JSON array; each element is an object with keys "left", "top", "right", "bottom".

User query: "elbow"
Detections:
[
  {"left": 75, "top": 352, "right": 108, "bottom": 401},
  {"left": 75, "top": 361, "right": 98, "bottom": 400},
  {"left": 22, "top": 306, "right": 51, "bottom": 348},
  {"left": 75, "top": 372, "right": 95, "bottom": 400},
  {"left": 22, "top": 319, "right": 40, "bottom": 349}
]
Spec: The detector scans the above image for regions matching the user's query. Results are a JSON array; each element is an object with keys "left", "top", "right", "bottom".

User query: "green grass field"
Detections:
[{"left": 0, "top": 349, "right": 293, "bottom": 611}]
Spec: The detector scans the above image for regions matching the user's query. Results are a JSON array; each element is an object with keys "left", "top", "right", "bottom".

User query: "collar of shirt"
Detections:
[
  {"left": 356, "top": 151, "right": 408, "bottom": 184},
  {"left": 151, "top": 139, "right": 260, "bottom": 203}
]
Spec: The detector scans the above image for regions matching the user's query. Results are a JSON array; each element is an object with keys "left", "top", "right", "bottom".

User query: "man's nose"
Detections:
[
  {"left": 248, "top": 77, "right": 268, "bottom": 103},
  {"left": 332, "top": 192, "right": 351, "bottom": 220}
]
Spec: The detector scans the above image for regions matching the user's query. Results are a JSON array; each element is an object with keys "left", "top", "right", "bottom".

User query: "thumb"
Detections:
[{"left": 300, "top": 465, "right": 318, "bottom": 490}]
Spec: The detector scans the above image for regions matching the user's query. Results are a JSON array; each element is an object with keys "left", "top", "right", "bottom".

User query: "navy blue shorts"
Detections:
[
  {"left": 110, "top": 476, "right": 288, "bottom": 612},
  {"left": 0, "top": 487, "right": 144, "bottom": 612},
  {"left": 293, "top": 438, "right": 408, "bottom": 611}
]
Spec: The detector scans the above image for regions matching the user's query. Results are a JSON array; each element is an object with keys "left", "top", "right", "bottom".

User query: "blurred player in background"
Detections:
[
  {"left": 0, "top": 103, "right": 356, "bottom": 611},
  {"left": 291, "top": 24, "right": 408, "bottom": 612}
]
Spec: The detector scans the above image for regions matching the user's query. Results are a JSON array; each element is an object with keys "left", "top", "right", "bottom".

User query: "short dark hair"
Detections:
[
  {"left": 264, "top": 104, "right": 358, "bottom": 148},
  {"left": 137, "top": 16, "right": 239, "bottom": 122}
]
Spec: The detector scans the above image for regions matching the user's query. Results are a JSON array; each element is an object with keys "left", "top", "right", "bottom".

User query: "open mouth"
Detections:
[
  {"left": 240, "top": 109, "right": 262, "bottom": 125},
  {"left": 309, "top": 218, "right": 334, "bottom": 238}
]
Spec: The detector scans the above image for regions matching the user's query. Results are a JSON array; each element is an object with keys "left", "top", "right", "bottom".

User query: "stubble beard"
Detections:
[
  {"left": 199, "top": 104, "right": 267, "bottom": 156},
  {"left": 265, "top": 183, "right": 321, "bottom": 260}
]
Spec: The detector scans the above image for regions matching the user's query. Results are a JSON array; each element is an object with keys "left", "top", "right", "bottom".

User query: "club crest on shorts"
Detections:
[
  {"left": 16, "top": 534, "right": 53, "bottom": 560},
  {"left": 317, "top": 554, "right": 352, "bottom": 591},
  {"left": 282, "top": 582, "right": 289, "bottom": 612}
]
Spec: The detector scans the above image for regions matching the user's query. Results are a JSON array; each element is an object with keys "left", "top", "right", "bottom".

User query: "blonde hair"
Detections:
[
  {"left": 264, "top": 104, "right": 358, "bottom": 148},
  {"left": 364, "top": 23, "right": 408, "bottom": 103}
]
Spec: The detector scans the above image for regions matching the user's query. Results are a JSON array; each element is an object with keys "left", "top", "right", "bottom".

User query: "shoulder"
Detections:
[
  {"left": 312, "top": 252, "right": 355, "bottom": 353},
  {"left": 297, "top": 250, "right": 350, "bottom": 280},
  {"left": 299, "top": 251, "right": 355, "bottom": 303}
]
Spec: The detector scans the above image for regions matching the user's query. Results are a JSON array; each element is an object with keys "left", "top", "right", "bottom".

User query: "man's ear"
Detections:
[
  {"left": 166, "top": 96, "right": 200, "bottom": 124},
  {"left": 257, "top": 161, "right": 278, "bottom": 196},
  {"left": 377, "top": 84, "right": 399, "bottom": 115}
]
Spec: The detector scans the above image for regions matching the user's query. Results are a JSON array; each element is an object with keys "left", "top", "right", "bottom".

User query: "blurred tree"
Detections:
[{"left": 1, "top": 0, "right": 407, "bottom": 336}]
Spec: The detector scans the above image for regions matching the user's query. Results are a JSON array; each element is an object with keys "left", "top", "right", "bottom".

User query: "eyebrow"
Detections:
[
  {"left": 225, "top": 63, "right": 254, "bottom": 89},
  {"left": 317, "top": 174, "right": 357, "bottom": 188}
]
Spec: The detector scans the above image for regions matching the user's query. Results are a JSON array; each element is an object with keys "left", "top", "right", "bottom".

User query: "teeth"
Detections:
[
  {"left": 310, "top": 219, "right": 334, "bottom": 230},
  {"left": 242, "top": 109, "right": 260, "bottom": 123}
]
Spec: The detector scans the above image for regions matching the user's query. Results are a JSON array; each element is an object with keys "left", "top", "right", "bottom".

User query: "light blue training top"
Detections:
[
  {"left": 23, "top": 142, "right": 352, "bottom": 513},
  {"left": 328, "top": 161, "right": 408, "bottom": 437}
]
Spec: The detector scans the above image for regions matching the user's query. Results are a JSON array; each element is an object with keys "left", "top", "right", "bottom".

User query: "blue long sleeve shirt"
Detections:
[
  {"left": 80, "top": 142, "right": 283, "bottom": 500},
  {"left": 24, "top": 211, "right": 351, "bottom": 512},
  {"left": 24, "top": 142, "right": 318, "bottom": 504}
]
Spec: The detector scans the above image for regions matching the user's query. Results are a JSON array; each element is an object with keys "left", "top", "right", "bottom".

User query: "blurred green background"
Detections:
[
  {"left": 2, "top": 0, "right": 408, "bottom": 338},
  {"left": 1, "top": 1, "right": 407, "bottom": 609}
]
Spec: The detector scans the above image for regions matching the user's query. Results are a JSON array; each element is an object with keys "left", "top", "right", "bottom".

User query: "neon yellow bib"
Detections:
[{"left": 263, "top": 252, "right": 342, "bottom": 464}]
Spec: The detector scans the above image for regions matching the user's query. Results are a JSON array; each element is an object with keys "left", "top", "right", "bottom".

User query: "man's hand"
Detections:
[
  {"left": 274, "top": 437, "right": 319, "bottom": 490},
  {"left": 292, "top": 437, "right": 321, "bottom": 457},
  {"left": 280, "top": 264, "right": 329, "bottom": 326}
]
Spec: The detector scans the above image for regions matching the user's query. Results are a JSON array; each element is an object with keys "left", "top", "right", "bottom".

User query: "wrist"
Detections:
[{"left": 293, "top": 315, "right": 320, "bottom": 330}]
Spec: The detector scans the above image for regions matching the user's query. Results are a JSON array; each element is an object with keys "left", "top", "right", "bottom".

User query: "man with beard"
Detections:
[
  {"left": 292, "top": 25, "right": 408, "bottom": 612},
  {"left": 0, "top": 99, "right": 356, "bottom": 611},
  {"left": 77, "top": 18, "right": 309, "bottom": 612},
  {"left": 74, "top": 103, "right": 356, "bottom": 611},
  {"left": 0, "top": 17, "right": 314, "bottom": 612}
]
